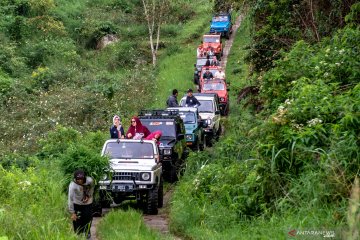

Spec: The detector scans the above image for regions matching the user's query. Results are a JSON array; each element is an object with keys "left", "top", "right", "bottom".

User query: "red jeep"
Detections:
[
  {"left": 198, "top": 65, "right": 226, "bottom": 87},
  {"left": 200, "top": 79, "right": 229, "bottom": 115},
  {"left": 198, "top": 34, "right": 223, "bottom": 60}
]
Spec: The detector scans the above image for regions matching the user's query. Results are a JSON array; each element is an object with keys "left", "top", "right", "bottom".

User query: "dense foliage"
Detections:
[{"left": 170, "top": 1, "right": 360, "bottom": 239}]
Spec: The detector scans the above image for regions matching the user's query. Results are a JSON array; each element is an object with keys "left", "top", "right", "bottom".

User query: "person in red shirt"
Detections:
[{"left": 126, "top": 117, "right": 151, "bottom": 139}]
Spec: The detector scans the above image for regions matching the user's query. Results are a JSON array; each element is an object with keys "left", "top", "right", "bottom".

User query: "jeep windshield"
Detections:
[
  {"left": 196, "top": 58, "right": 208, "bottom": 67},
  {"left": 203, "top": 83, "right": 225, "bottom": 91},
  {"left": 212, "top": 16, "right": 229, "bottom": 22},
  {"left": 141, "top": 120, "right": 176, "bottom": 138},
  {"left": 178, "top": 112, "right": 196, "bottom": 124},
  {"left": 104, "top": 142, "right": 154, "bottom": 159},
  {"left": 203, "top": 36, "right": 220, "bottom": 43},
  {"left": 197, "top": 100, "right": 214, "bottom": 113}
]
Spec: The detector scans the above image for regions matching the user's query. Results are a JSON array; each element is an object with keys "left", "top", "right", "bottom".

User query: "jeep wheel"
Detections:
[
  {"left": 199, "top": 140, "right": 205, "bottom": 151},
  {"left": 145, "top": 186, "right": 159, "bottom": 215},
  {"left": 226, "top": 31, "right": 230, "bottom": 39},
  {"left": 158, "top": 176, "right": 164, "bottom": 208},
  {"left": 169, "top": 165, "right": 178, "bottom": 183}
]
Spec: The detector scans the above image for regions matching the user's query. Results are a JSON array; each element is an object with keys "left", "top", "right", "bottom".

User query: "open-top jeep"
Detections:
[
  {"left": 167, "top": 107, "right": 208, "bottom": 151},
  {"left": 139, "top": 110, "right": 187, "bottom": 182},
  {"left": 210, "top": 12, "right": 233, "bottom": 39},
  {"left": 194, "top": 57, "right": 208, "bottom": 84},
  {"left": 199, "top": 33, "right": 223, "bottom": 60},
  {"left": 180, "top": 93, "right": 222, "bottom": 146},
  {"left": 200, "top": 79, "right": 229, "bottom": 115},
  {"left": 99, "top": 139, "right": 163, "bottom": 215}
]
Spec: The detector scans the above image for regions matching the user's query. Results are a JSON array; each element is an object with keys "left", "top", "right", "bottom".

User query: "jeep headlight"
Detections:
[
  {"left": 141, "top": 172, "right": 151, "bottom": 181},
  {"left": 224, "top": 28, "right": 227, "bottom": 30},
  {"left": 206, "top": 119, "right": 212, "bottom": 125},
  {"left": 163, "top": 149, "right": 172, "bottom": 155},
  {"left": 220, "top": 97, "right": 225, "bottom": 102},
  {"left": 186, "top": 134, "right": 193, "bottom": 140}
]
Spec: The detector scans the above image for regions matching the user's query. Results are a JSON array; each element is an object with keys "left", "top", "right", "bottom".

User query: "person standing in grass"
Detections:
[
  {"left": 68, "top": 169, "right": 94, "bottom": 239},
  {"left": 110, "top": 115, "right": 125, "bottom": 139},
  {"left": 166, "top": 89, "right": 179, "bottom": 107}
]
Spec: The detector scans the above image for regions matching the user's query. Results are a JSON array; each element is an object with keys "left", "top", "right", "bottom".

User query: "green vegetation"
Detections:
[
  {"left": 1, "top": 0, "right": 359, "bottom": 239},
  {"left": 97, "top": 209, "right": 170, "bottom": 240},
  {"left": 170, "top": 1, "right": 360, "bottom": 239}
]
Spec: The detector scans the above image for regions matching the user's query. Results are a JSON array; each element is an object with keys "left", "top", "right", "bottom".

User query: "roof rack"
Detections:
[{"left": 138, "top": 109, "right": 180, "bottom": 119}]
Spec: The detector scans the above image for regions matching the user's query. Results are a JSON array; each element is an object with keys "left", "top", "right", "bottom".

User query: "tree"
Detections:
[{"left": 141, "top": 0, "right": 168, "bottom": 67}]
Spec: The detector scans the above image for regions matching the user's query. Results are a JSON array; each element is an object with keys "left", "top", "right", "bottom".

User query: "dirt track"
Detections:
[{"left": 90, "top": 14, "right": 243, "bottom": 240}]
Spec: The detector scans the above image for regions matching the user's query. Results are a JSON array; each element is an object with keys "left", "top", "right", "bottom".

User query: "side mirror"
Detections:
[
  {"left": 177, "top": 134, "right": 184, "bottom": 140},
  {"left": 215, "top": 110, "right": 220, "bottom": 115}
]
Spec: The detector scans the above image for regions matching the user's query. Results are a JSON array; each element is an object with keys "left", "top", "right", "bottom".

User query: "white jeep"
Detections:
[{"left": 98, "top": 139, "right": 163, "bottom": 215}]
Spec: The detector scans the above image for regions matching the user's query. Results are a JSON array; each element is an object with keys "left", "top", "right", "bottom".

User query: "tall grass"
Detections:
[
  {"left": 0, "top": 162, "right": 77, "bottom": 239},
  {"left": 97, "top": 209, "right": 171, "bottom": 240}
]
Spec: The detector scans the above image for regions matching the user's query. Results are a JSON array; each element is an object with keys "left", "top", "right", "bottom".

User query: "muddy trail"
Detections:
[{"left": 90, "top": 14, "right": 243, "bottom": 240}]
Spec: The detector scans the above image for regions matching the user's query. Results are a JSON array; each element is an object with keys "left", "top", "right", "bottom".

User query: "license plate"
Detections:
[{"left": 112, "top": 184, "right": 133, "bottom": 192}]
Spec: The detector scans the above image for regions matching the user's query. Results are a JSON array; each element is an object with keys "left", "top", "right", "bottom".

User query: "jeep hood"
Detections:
[
  {"left": 199, "top": 112, "right": 215, "bottom": 120},
  {"left": 211, "top": 22, "right": 229, "bottom": 29},
  {"left": 203, "top": 42, "right": 220, "bottom": 49},
  {"left": 185, "top": 124, "right": 197, "bottom": 133},
  {"left": 109, "top": 159, "right": 157, "bottom": 171},
  {"left": 159, "top": 138, "right": 176, "bottom": 148}
]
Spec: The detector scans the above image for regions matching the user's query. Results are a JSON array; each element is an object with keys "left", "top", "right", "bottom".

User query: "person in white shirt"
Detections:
[{"left": 214, "top": 69, "right": 225, "bottom": 79}]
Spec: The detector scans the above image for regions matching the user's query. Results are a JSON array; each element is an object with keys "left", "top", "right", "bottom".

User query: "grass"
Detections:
[
  {"left": 0, "top": 163, "right": 78, "bottom": 239},
  {"left": 151, "top": 1, "right": 212, "bottom": 108},
  {"left": 97, "top": 209, "right": 172, "bottom": 240}
]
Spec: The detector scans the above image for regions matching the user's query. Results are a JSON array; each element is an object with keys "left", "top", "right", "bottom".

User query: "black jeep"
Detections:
[{"left": 139, "top": 110, "right": 187, "bottom": 182}]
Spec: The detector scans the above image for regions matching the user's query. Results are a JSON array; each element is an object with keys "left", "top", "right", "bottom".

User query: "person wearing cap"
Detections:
[
  {"left": 202, "top": 68, "right": 214, "bottom": 80},
  {"left": 214, "top": 68, "right": 226, "bottom": 80},
  {"left": 166, "top": 89, "right": 179, "bottom": 107},
  {"left": 68, "top": 169, "right": 94, "bottom": 239},
  {"left": 185, "top": 89, "right": 201, "bottom": 107},
  {"left": 110, "top": 115, "right": 125, "bottom": 139}
]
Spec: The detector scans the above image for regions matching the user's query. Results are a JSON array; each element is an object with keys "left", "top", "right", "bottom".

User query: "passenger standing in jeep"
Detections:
[
  {"left": 126, "top": 117, "right": 151, "bottom": 139},
  {"left": 185, "top": 89, "right": 201, "bottom": 107},
  {"left": 110, "top": 115, "right": 124, "bottom": 139}
]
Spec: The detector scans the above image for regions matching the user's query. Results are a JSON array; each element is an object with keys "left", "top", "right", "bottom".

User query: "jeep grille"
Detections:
[{"left": 113, "top": 172, "right": 140, "bottom": 181}]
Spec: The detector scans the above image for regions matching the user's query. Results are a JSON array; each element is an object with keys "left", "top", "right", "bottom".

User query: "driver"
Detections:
[{"left": 202, "top": 68, "right": 214, "bottom": 80}]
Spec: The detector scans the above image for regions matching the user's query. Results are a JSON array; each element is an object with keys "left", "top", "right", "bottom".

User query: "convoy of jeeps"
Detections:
[{"left": 98, "top": 11, "right": 233, "bottom": 215}]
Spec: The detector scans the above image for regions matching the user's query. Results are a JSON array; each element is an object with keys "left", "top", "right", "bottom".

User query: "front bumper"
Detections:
[{"left": 99, "top": 181, "right": 156, "bottom": 193}]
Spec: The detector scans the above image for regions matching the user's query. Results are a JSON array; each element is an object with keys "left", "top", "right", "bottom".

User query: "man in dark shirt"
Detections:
[
  {"left": 202, "top": 68, "right": 213, "bottom": 80},
  {"left": 185, "top": 89, "right": 201, "bottom": 107},
  {"left": 166, "top": 89, "right": 179, "bottom": 107}
]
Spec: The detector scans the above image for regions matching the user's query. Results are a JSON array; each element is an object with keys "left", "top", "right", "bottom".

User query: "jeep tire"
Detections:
[
  {"left": 158, "top": 176, "right": 164, "bottom": 208},
  {"left": 146, "top": 186, "right": 159, "bottom": 215}
]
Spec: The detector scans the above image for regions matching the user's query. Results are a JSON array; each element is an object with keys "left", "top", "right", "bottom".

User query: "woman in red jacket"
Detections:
[{"left": 126, "top": 117, "right": 151, "bottom": 139}]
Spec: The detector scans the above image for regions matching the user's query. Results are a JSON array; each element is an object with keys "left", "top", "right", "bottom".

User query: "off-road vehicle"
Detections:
[
  {"left": 194, "top": 57, "right": 208, "bottom": 84},
  {"left": 139, "top": 110, "right": 187, "bottom": 182},
  {"left": 167, "top": 107, "right": 208, "bottom": 150},
  {"left": 200, "top": 79, "right": 229, "bottom": 115},
  {"left": 180, "top": 93, "right": 222, "bottom": 145},
  {"left": 209, "top": 12, "right": 233, "bottom": 39},
  {"left": 199, "top": 33, "right": 223, "bottom": 60},
  {"left": 99, "top": 139, "right": 163, "bottom": 215}
]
